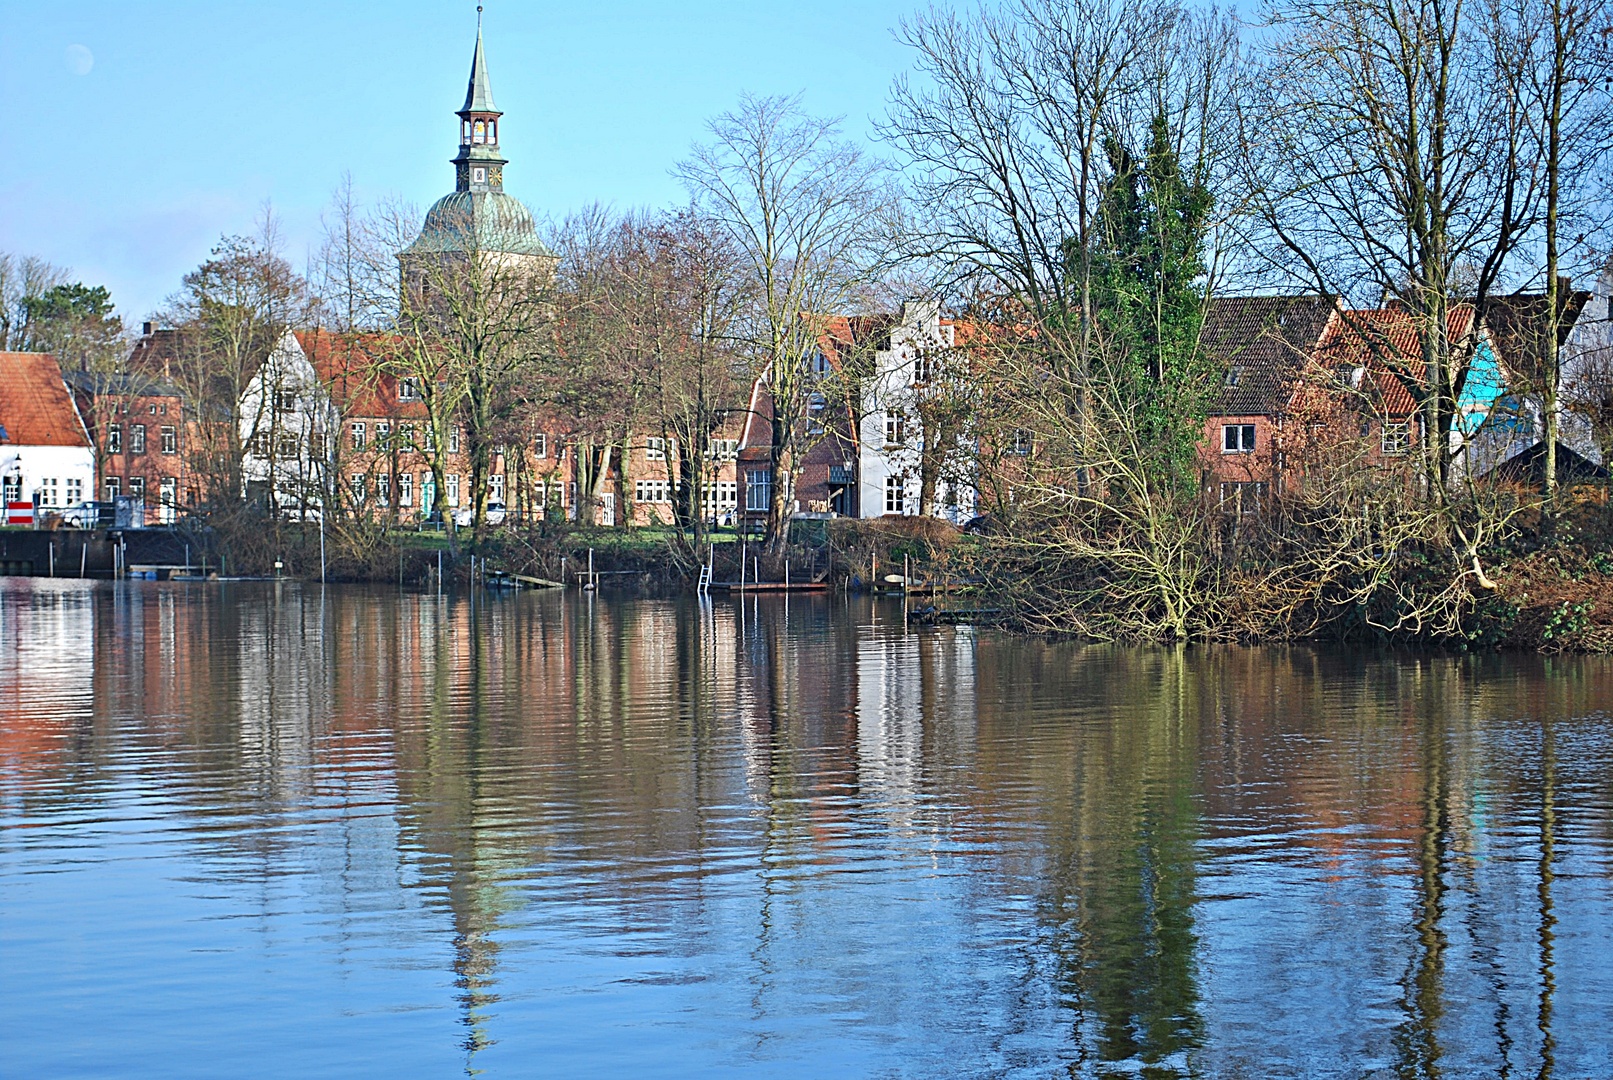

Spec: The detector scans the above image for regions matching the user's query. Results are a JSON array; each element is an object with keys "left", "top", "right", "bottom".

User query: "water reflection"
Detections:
[{"left": 1, "top": 579, "right": 1611, "bottom": 1078}]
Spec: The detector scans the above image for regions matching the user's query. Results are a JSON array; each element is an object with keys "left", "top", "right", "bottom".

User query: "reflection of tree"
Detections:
[
  {"left": 1029, "top": 649, "right": 1205, "bottom": 1075},
  {"left": 1394, "top": 698, "right": 1450, "bottom": 1078}
]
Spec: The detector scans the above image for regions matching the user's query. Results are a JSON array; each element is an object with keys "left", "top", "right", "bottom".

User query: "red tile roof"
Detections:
[
  {"left": 0, "top": 352, "right": 91, "bottom": 448},
  {"left": 1310, "top": 307, "right": 1477, "bottom": 416},
  {"left": 296, "top": 330, "right": 430, "bottom": 419}
]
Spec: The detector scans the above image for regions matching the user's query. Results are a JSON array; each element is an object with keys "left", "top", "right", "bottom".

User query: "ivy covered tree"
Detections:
[{"left": 1087, "top": 108, "right": 1215, "bottom": 488}]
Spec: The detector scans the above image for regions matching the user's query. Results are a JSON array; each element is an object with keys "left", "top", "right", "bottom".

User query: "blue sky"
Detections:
[{"left": 0, "top": 1, "right": 922, "bottom": 324}]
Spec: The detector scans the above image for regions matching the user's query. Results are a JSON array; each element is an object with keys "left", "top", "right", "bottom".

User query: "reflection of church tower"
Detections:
[{"left": 399, "top": 11, "right": 554, "bottom": 288}]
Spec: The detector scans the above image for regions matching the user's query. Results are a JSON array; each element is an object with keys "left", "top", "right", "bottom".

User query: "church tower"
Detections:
[
  {"left": 400, "top": 9, "right": 553, "bottom": 286},
  {"left": 453, "top": 14, "right": 506, "bottom": 195}
]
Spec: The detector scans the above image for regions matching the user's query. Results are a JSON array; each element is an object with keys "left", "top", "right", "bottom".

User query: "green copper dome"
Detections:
[{"left": 402, "top": 190, "right": 552, "bottom": 259}]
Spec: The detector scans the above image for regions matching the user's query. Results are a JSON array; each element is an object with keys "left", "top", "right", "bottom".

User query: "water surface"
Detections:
[{"left": 2, "top": 579, "right": 1610, "bottom": 1078}]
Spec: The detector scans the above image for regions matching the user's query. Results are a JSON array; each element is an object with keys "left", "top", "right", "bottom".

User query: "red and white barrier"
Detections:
[{"left": 4, "top": 502, "right": 34, "bottom": 527}]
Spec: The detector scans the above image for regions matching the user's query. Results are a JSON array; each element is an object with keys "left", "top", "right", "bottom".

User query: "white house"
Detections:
[
  {"left": 0, "top": 352, "right": 96, "bottom": 523},
  {"left": 238, "top": 330, "right": 337, "bottom": 517},
  {"left": 856, "top": 299, "right": 978, "bottom": 524}
]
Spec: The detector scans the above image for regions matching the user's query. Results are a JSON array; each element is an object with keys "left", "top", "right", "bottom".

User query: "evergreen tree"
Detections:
[{"left": 1087, "top": 109, "right": 1214, "bottom": 487}]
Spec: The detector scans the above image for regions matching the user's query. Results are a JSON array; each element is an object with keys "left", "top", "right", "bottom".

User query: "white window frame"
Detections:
[
  {"left": 1381, "top": 421, "right": 1411, "bottom": 456},
  {"left": 884, "top": 474, "right": 906, "bottom": 515},
  {"left": 1222, "top": 424, "right": 1256, "bottom": 453}
]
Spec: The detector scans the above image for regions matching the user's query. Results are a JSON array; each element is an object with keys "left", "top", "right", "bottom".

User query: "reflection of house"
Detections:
[{"left": 0, "top": 352, "right": 95, "bottom": 519}]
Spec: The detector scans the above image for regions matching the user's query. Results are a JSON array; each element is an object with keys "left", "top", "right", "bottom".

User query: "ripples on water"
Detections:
[{"left": 1, "top": 578, "right": 1610, "bottom": 1078}]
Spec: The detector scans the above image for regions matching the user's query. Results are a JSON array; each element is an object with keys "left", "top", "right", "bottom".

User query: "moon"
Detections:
[{"left": 65, "top": 45, "right": 93, "bottom": 76}]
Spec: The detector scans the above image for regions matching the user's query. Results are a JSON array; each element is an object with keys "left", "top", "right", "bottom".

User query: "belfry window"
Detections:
[
  {"left": 462, "top": 120, "right": 471, "bottom": 143},
  {"left": 488, "top": 120, "right": 496, "bottom": 142},
  {"left": 473, "top": 120, "right": 485, "bottom": 143}
]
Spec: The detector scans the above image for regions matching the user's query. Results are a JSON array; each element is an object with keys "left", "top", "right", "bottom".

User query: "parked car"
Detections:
[
  {"left": 453, "top": 501, "right": 507, "bottom": 527},
  {"left": 61, "top": 501, "right": 110, "bottom": 529}
]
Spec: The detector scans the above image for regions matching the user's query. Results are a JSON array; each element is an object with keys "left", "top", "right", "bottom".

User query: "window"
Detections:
[
  {"left": 104, "top": 476, "right": 120, "bottom": 500},
  {"left": 3, "top": 474, "right": 20, "bottom": 505},
  {"left": 635, "top": 478, "right": 670, "bottom": 503},
  {"left": 278, "top": 435, "right": 298, "bottom": 459},
  {"left": 376, "top": 421, "right": 391, "bottom": 446},
  {"left": 350, "top": 474, "right": 367, "bottom": 503},
  {"left": 161, "top": 426, "right": 177, "bottom": 455},
  {"left": 709, "top": 438, "right": 738, "bottom": 461},
  {"left": 645, "top": 436, "right": 665, "bottom": 461},
  {"left": 1381, "top": 421, "right": 1411, "bottom": 455},
  {"left": 533, "top": 433, "right": 547, "bottom": 458},
  {"left": 107, "top": 424, "right": 122, "bottom": 454},
  {"left": 746, "top": 469, "right": 772, "bottom": 512},
  {"left": 399, "top": 473, "right": 412, "bottom": 507},
  {"left": 131, "top": 424, "right": 146, "bottom": 454},
  {"left": 914, "top": 351, "right": 937, "bottom": 385},
  {"left": 884, "top": 474, "right": 907, "bottom": 515},
  {"left": 448, "top": 427, "right": 460, "bottom": 454},
  {"left": 275, "top": 389, "right": 296, "bottom": 413},
  {"left": 1224, "top": 366, "right": 1244, "bottom": 388},
  {"left": 313, "top": 433, "right": 328, "bottom": 460},
  {"left": 66, "top": 478, "right": 83, "bottom": 504},
  {"left": 474, "top": 120, "right": 485, "bottom": 143},
  {"left": 377, "top": 474, "right": 390, "bottom": 505},
  {"left": 398, "top": 377, "right": 421, "bottom": 401},
  {"left": 489, "top": 474, "right": 505, "bottom": 503},
  {"left": 1222, "top": 424, "right": 1256, "bottom": 453},
  {"left": 1009, "top": 428, "right": 1032, "bottom": 455},
  {"left": 1219, "top": 481, "right": 1268, "bottom": 515},
  {"left": 159, "top": 477, "right": 176, "bottom": 507},
  {"left": 40, "top": 478, "right": 59, "bottom": 506},
  {"left": 351, "top": 422, "right": 366, "bottom": 450},
  {"left": 885, "top": 411, "right": 906, "bottom": 447},
  {"left": 701, "top": 481, "right": 738, "bottom": 515},
  {"left": 128, "top": 476, "right": 144, "bottom": 502},
  {"left": 811, "top": 352, "right": 832, "bottom": 378},
  {"left": 446, "top": 474, "right": 460, "bottom": 507},
  {"left": 462, "top": 120, "right": 471, "bottom": 143}
]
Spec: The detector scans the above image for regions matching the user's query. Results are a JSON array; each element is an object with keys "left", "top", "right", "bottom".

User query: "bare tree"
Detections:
[
  {"left": 676, "top": 93, "right": 892, "bottom": 559},
  {"left": 1487, "top": 0, "right": 1613, "bottom": 504}
]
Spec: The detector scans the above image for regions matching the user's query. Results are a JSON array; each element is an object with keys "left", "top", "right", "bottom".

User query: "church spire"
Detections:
[
  {"left": 452, "top": 7, "right": 505, "bottom": 194},
  {"left": 463, "top": 7, "right": 496, "bottom": 113}
]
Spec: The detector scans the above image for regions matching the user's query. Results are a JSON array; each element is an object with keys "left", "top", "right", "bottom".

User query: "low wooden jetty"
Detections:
[
  {"left": 486, "top": 570, "right": 563, "bottom": 589},
  {"left": 707, "top": 580, "right": 830, "bottom": 593},
  {"left": 905, "top": 604, "right": 1003, "bottom": 625}
]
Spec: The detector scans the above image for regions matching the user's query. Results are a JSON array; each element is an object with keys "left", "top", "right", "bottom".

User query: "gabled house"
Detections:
[
  {"left": 1469, "top": 280, "right": 1600, "bottom": 479},
  {"left": 1198, "top": 294, "right": 1338, "bottom": 504},
  {"left": 0, "top": 352, "right": 95, "bottom": 523},
  {"left": 65, "top": 370, "right": 200, "bottom": 523}
]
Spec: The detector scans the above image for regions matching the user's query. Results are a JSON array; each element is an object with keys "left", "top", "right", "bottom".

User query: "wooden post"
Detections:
[
  {"left": 903, "top": 552, "right": 909, "bottom": 619},
  {"left": 80, "top": 542, "right": 87, "bottom": 578}
]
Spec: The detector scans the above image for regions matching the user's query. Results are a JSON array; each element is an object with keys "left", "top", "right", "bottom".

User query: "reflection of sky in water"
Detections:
[{"left": 2, "top": 580, "right": 1611, "bottom": 1078}]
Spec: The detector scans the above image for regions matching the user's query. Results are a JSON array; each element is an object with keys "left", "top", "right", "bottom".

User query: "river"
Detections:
[{"left": 1, "top": 578, "right": 1610, "bottom": 1078}]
